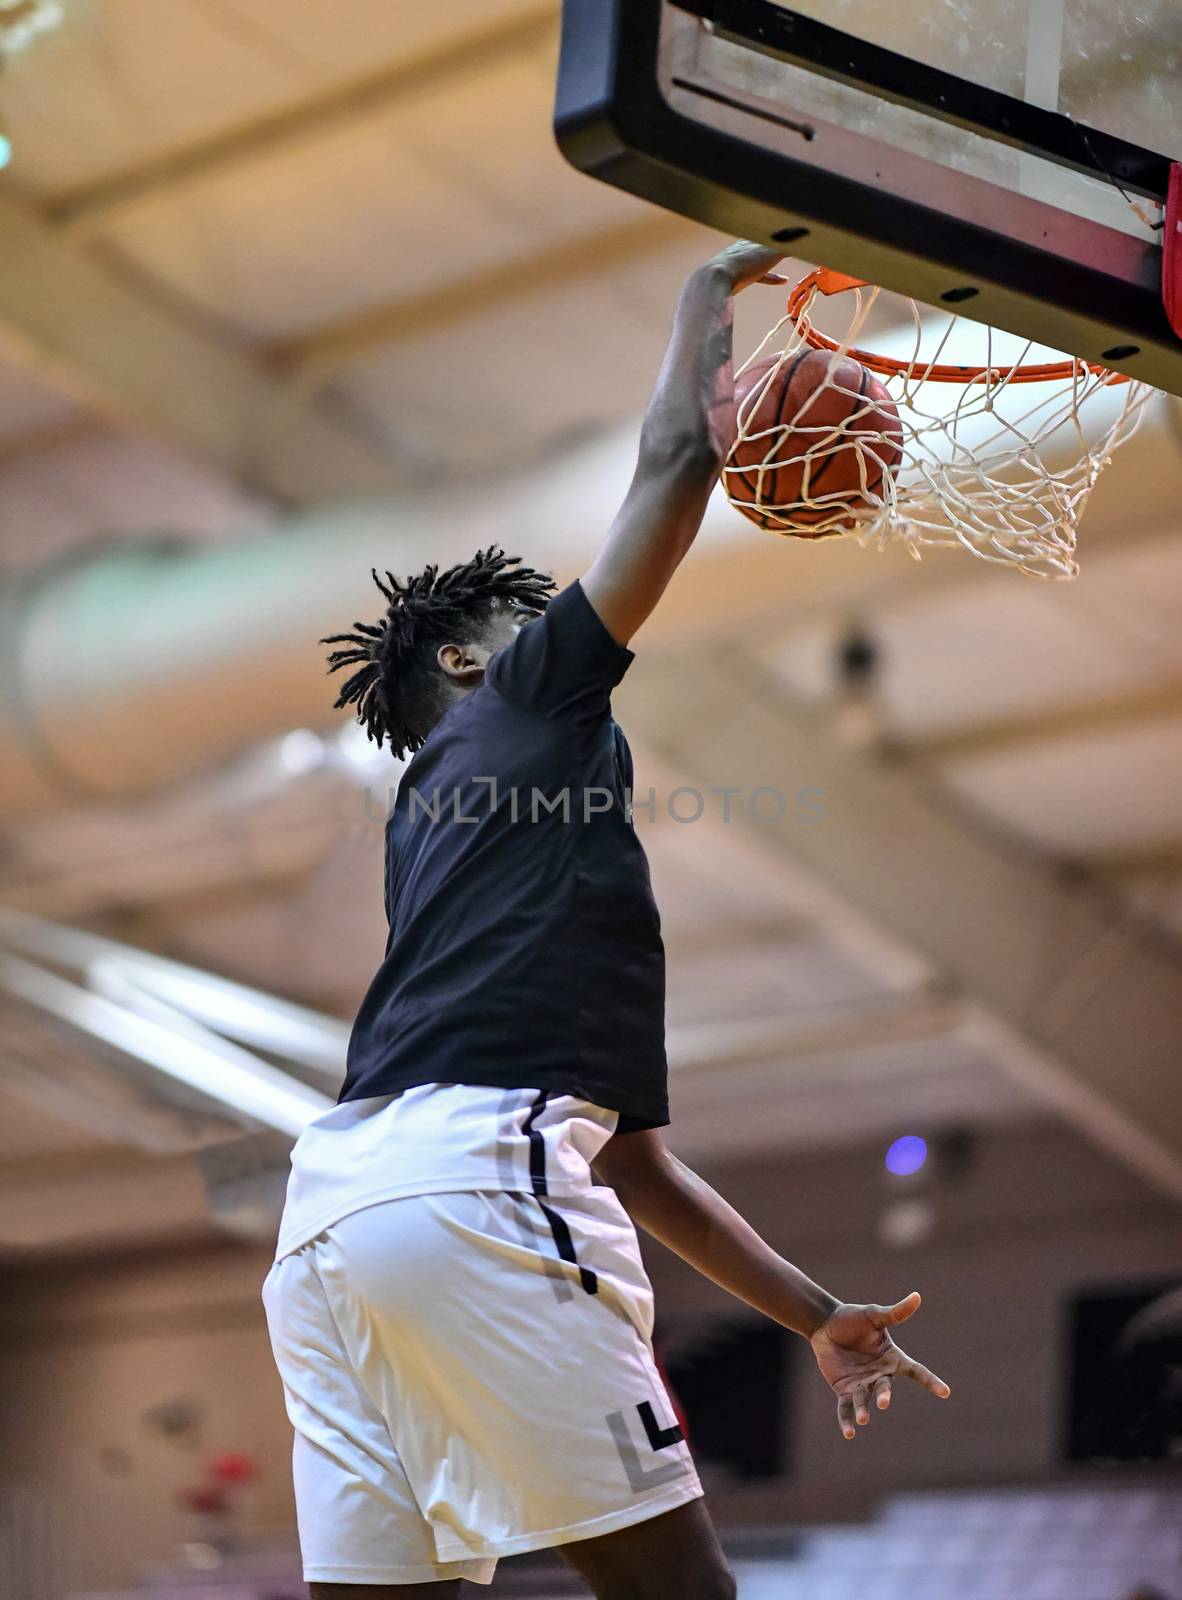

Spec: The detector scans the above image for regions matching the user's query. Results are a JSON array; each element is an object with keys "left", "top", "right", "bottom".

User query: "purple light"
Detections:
[{"left": 885, "top": 1135, "right": 928, "bottom": 1177}]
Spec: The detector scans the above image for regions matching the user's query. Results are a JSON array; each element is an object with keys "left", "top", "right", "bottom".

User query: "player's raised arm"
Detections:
[{"left": 581, "top": 241, "right": 785, "bottom": 646}]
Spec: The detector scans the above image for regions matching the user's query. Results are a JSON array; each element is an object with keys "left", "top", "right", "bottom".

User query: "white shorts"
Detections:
[{"left": 262, "top": 1187, "right": 703, "bottom": 1587}]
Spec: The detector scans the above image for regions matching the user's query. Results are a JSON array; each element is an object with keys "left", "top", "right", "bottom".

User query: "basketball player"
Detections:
[{"left": 262, "top": 241, "right": 951, "bottom": 1599}]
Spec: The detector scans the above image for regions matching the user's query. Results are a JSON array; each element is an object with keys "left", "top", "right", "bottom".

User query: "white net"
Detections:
[{"left": 723, "top": 272, "right": 1155, "bottom": 579}]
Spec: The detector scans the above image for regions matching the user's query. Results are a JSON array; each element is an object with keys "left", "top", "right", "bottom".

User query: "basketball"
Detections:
[{"left": 728, "top": 347, "right": 905, "bottom": 535}]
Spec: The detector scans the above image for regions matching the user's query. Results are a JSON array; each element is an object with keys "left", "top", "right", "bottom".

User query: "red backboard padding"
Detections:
[{"left": 1165, "top": 162, "right": 1182, "bottom": 341}]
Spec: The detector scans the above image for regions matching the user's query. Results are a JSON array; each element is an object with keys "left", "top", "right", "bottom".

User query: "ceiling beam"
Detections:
[
  {"left": 1087, "top": 841, "right": 1182, "bottom": 878},
  {"left": 0, "top": 1150, "right": 212, "bottom": 1257},
  {"left": 661, "top": 913, "right": 815, "bottom": 956},
  {"left": 0, "top": 788, "right": 344, "bottom": 919},
  {"left": 0, "top": 414, "right": 104, "bottom": 468},
  {"left": 0, "top": 190, "right": 398, "bottom": 500},
  {"left": 668, "top": 993, "right": 963, "bottom": 1071},
  {"left": 270, "top": 211, "right": 697, "bottom": 376},
  {"left": 906, "top": 681, "right": 1182, "bottom": 763},
  {"left": 630, "top": 742, "right": 933, "bottom": 991},
  {"left": 623, "top": 644, "right": 1182, "bottom": 1203},
  {"left": 45, "top": 5, "right": 558, "bottom": 233}
]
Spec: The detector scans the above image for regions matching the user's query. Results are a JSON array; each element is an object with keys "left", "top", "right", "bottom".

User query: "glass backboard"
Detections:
[
  {"left": 555, "top": 0, "right": 1182, "bottom": 394},
  {"left": 775, "top": 0, "right": 1179, "bottom": 155}
]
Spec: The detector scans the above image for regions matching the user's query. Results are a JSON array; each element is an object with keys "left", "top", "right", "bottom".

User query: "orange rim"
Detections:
[{"left": 787, "top": 270, "right": 1128, "bottom": 386}]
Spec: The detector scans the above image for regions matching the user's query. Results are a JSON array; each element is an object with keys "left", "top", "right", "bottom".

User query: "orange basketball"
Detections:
[{"left": 729, "top": 348, "right": 904, "bottom": 535}]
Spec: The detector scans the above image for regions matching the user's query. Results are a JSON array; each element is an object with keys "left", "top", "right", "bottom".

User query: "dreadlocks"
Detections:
[{"left": 321, "top": 546, "right": 556, "bottom": 758}]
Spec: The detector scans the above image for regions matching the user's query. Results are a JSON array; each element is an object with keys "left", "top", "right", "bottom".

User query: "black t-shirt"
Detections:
[{"left": 339, "top": 580, "right": 668, "bottom": 1130}]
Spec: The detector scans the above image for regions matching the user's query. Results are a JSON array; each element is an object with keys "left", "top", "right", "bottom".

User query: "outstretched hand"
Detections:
[{"left": 810, "top": 1291, "right": 951, "bottom": 1440}]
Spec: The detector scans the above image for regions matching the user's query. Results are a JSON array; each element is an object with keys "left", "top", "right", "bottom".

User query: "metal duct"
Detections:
[
  {"left": 0, "top": 424, "right": 641, "bottom": 814},
  {"left": 0, "top": 394, "right": 1177, "bottom": 819}
]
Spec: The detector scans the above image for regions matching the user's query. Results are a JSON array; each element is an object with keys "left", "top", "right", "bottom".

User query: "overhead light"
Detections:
[
  {"left": 0, "top": 914, "right": 339, "bottom": 1137},
  {"left": 885, "top": 1133, "right": 929, "bottom": 1177},
  {"left": 278, "top": 727, "right": 325, "bottom": 776},
  {"left": 0, "top": 909, "right": 349, "bottom": 1078},
  {"left": 0, "top": 949, "right": 332, "bottom": 1137},
  {"left": 0, "top": 0, "right": 64, "bottom": 54},
  {"left": 335, "top": 719, "right": 404, "bottom": 777},
  {"left": 877, "top": 1197, "right": 936, "bottom": 1250}
]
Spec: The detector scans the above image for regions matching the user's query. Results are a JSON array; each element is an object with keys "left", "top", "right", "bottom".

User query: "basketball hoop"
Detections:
[{"left": 724, "top": 270, "right": 1155, "bottom": 578}]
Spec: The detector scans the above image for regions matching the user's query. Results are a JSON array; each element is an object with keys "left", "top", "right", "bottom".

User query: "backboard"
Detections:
[{"left": 554, "top": 0, "right": 1182, "bottom": 395}]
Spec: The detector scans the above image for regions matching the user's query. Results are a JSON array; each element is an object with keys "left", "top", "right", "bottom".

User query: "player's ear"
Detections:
[{"left": 437, "top": 640, "right": 486, "bottom": 686}]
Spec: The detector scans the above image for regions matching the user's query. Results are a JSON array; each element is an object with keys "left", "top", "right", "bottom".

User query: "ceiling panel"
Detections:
[
  {"left": 0, "top": 1085, "right": 109, "bottom": 1160},
  {"left": 340, "top": 280, "right": 659, "bottom": 466},
  {"left": 876, "top": 585, "right": 1157, "bottom": 737},
  {"left": 0, "top": 362, "right": 82, "bottom": 441},
  {"left": 645, "top": 819, "right": 826, "bottom": 931},
  {"left": 667, "top": 1035, "right": 1042, "bottom": 1163},
  {"left": 883, "top": 538, "right": 1182, "bottom": 738},
  {"left": 0, "top": 432, "right": 272, "bottom": 575},
  {"left": 100, "top": 99, "right": 540, "bottom": 342},
  {"left": 771, "top": 539, "right": 1182, "bottom": 739},
  {"left": 207, "top": 0, "right": 548, "bottom": 86},
  {"left": 1063, "top": 536, "right": 1182, "bottom": 678},
  {"left": 2, "top": 0, "right": 545, "bottom": 194},
  {"left": 943, "top": 718, "right": 1182, "bottom": 856},
  {"left": 337, "top": 233, "right": 729, "bottom": 468},
  {"left": 667, "top": 936, "right": 901, "bottom": 1026},
  {"left": 2, "top": 0, "right": 304, "bottom": 193},
  {"left": 93, "top": 43, "right": 654, "bottom": 349},
  {"left": 394, "top": 49, "right": 643, "bottom": 245}
]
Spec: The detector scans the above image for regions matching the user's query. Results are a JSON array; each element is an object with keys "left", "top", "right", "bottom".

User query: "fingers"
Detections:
[
  {"left": 837, "top": 1393, "right": 856, "bottom": 1440},
  {"left": 866, "top": 1291, "right": 922, "bottom": 1329},
  {"left": 715, "top": 240, "right": 788, "bottom": 292},
  {"left": 897, "top": 1349, "right": 952, "bottom": 1399},
  {"left": 853, "top": 1383, "right": 871, "bottom": 1427},
  {"left": 835, "top": 1348, "right": 948, "bottom": 1439},
  {"left": 838, "top": 1383, "right": 875, "bottom": 1440},
  {"left": 836, "top": 1374, "right": 911, "bottom": 1439},
  {"left": 837, "top": 1368, "right": 939, "bottom": 1439}
]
